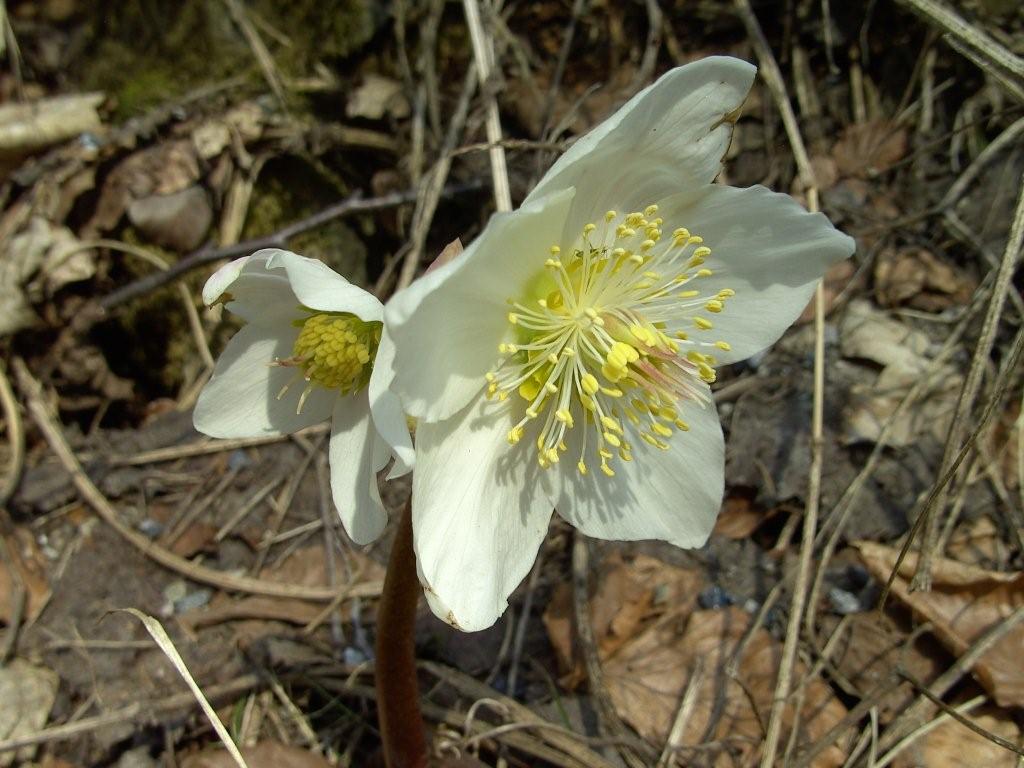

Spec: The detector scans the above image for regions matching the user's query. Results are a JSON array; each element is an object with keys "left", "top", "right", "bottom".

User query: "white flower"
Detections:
[
  {"left": 193, "top": 248, "right": 413, "bottom": 545},
  {"left": 383, "top": 57, "right": 856, "bottom": 631}
]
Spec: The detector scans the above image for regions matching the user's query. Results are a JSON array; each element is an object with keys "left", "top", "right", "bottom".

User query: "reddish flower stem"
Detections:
[{"left": 375, "top": 499, "right": 429, "bottom": 768}]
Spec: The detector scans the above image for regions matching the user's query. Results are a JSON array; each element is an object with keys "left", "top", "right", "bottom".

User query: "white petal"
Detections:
[
  {"left": 329, "top": 393, "right": 388, "bottom": 545},
  {"left": 526, "top": 57, "right": 756, "bottom": 214},
  {"left": 412, "top": 395, "right": 555, "bottom": 631},
  {"left": 202, "top": 253, "right": 296, "bottom": 328},
  {"left": 385, "top": 188, "right": 575, "bottom": 423},
  {"left": 193, "top": 324, "right": 334, "bottom": 437},
  {"left": 262, "top": 249, "right": 384, "bottom": 322},
  {"left": 660, "top": 184, "right": 855, "bottom": 364},
  {"left": 552, "top": 394, "right": 724, "bottom": 548},
  {"left": 368, "top": 327, "right": 414, "bottom": 479}
]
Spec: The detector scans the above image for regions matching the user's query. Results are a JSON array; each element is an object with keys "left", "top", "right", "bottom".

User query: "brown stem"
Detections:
[{"left": 376, "top": 500, "right": 429, "bottom": 768}]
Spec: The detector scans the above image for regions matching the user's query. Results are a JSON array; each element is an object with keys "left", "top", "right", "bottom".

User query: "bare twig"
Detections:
[
  {"left": 572, "top": 533, "right": 647, "bottom": 768},
  {"left": 0, "top": 362, "right": 23, "bottom": 506},
  {"left": 100, "top": 184, "right": 479, "bottom": 311},
  {"left": 462, "top": 0, "right": 512, "bottom": 212},
  {"left": 732, "top": 3, "right": 827, "bottom": 766}
]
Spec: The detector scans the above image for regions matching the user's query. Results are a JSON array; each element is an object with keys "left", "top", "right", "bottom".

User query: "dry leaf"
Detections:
[
  {"left": 0, "top": 527, "right": 51, "bottom": 626},
  {"left": 893, "top": 705, "right": 1021, "bottom": 768},
  {"left": 874, "top": 247, "right": 975, "bottom": 311},
  {"left": 605, "top": 606, "right": 848, "bottom": 767},
  {"left": 346, "top": 74, "right": 410, "bottom": 120},
  {"left": 543, "top": 553, "right": 702, "bottom": 688},
  {"left": 946, "top": 517, "right": 1011, "bottom": 570},
  {"left": 713, "top": 494, "right": 771, "bottom": 539},
  {"left": 0, "top": 659, "right": 59, "bottom": 767},
  {"left": 183, "top": 743, "right": 331, "bottom": 768},
  {"left": 856, "top": 541, "right": 1024, "bottom": 707},
  {"left": 832, "top": 121, "right": 908, "bottom": 178}
]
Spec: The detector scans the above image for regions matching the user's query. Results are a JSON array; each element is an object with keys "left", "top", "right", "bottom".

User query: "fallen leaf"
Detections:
[
  {"left": 856, "top": 541, "right": 1024, "bottom": 707},
  {"left": 946, "top": 517, "right": 1011, "bottom": 570},
  {"left": 0, "top": 527, "right": 51, "bottom": 626},
  {"left": 182, "top": 742, "right": 331, "bottom": 768},
  {"left": 893, "top": 704, "right": 1021, "bottom": 768},
  {"left": 543, "top": 553, "right": 702, "bottom": 688},
  {"left": 605, "top": 606, "right": 848, "bottom": 766},
  {"left": 346, "top": 74, "right": 410, "bottom": 120},
  {"left": 713, "top": 494, "right": 771, "bottom": 539},
  {"left": 0, "top": 659, "right": 59, "bottom": 767},
  {"left": 874, "top": 247, "right": 975, "bottom": 311},
  {"left": 832, "top": 121, "right": 908, "bottom": 178}
]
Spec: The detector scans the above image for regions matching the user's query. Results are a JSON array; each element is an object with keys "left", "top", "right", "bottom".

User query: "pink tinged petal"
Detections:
[
  {"left": 660, "top": 184, "right": 856, "bottom": 365},
  {"left": 202, "top": 253, "right": 297, "bottom": 328},
  {"left": 263, "top": 249, "right": 383, "bottom": 321},
  {"left": 412, "top": 395, "right": 555, "bottom": 632},
  {"left": 552, "top": 393, "right": 724, "bottom": 548},
  {"left": 193, "top": 324, "right": 334, "bottom": 438},
  {"left": 328, "top": 393, "right": 389, "bottom": 546},
  {"left": 525, "top": 56, "right": 757, "bottom": 213},
  {"left": 385, "top": 188, "right": 575, "bottom": 423},
  {"left": 368, "top": 327, "right": 414, "bottom": 479}
]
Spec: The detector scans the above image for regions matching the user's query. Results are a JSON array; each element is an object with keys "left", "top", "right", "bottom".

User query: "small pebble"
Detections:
[
  {"left": 138, "top": 518, "right": 163, "bottom": 539},
  {"left": 174, "top": 589, "right": 212, "bottom": 614},
  {"left": 828, "top": 587, "right": 863, "bottom": 615}
]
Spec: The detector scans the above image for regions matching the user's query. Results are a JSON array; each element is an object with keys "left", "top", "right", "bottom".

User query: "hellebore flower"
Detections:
[
  {"left": 194, "top": 248, "right": 413, "bottom": 545},
  {"left": 384, "top": 56, "right": 856, "bottom": 631}
]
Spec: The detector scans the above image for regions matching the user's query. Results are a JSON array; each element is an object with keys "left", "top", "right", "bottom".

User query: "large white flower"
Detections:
[
  {"left": 383, "top": 57, "right": 856, "bottom": 631},
  {"left": 193, "top": 248, "right": 413, "bottom": 545}
]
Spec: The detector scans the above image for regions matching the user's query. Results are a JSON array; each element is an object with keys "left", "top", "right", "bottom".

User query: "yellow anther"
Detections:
[
  {"left": 600, "top": 461, "right": 615, "bottom": 476},
  {"left": 652, "top": 422, "right": 673, "bottom": 438},
  {"left": 577, "top": 461, "right": 588, "bottom": 475},
  {"left": 550, "top": 245, "right": 561, "bottom": 255},
  {"left": 674, "top": 419, "right": 690, "bottom": 431},
  {"left": 715, "top": 340, "right": 732, "bottom": 351},
  {"left": 697, "top": 268, "right": 713, "bottom": 278},
  {"left": 605, "top": 210, "right": 617, "bottom": 222},
  {"left": 603, "top": 432, "right": 621, "bottom": 447},
  {"left": 718, "top": 288, "right": 735, "bottom": 298},
  {"left": 507, "top": 312, "right": 519, "bottom": 324},
  {"left": 581, "top": 394, "right": 597, "bottom": 412},
  {"left": 507, "top": 425, "right": 524, "bottom": 445},
  {"left": 679, "top": 290, "right": 700, "bottom": 298},
  {"left": 694, "top": 317, "right": 714, "bottom": 330},
  {"left": 601, "top": 386, "right": 623, "bottom": 398},
  {"left": 291, "top": 312, "right": 380, "bottom": 394},
  {"left": 641, "top": 239, "right": 656, "bottom": 251},
  {"left": 545, "top": 448, "right": 560, "bottom": 464},
  {"left": 555, "top": 409, "right": 574, "bottom": 427},
  {"left": 626, "top": 212, "right": 644, "bottom": 227},
  {"left": 644, "top": 204, "right": 659, "bottom": 216},
  {"left": 672, "top": 227, "right": 690, "bottom": 239},
  {"left": 485, "top": 371, "right": 496, "bottom": 382},
  {"left": 692, "top": 246, "right": 711, "bottom": 259},
  {"left": 581, "top": 373, "right": 600, "bottom": 395},
  {"left": 583, "top": 223, "right": 597, "bottom": 235},
  {"left": 698, "top": 363, "right": 716, "bottom": 383},
  {"left": 687, "top": 236, "right": 704, "bottom": 245},
  {"left": 705, "top": 300, "right": 724, "bottom": 313}
]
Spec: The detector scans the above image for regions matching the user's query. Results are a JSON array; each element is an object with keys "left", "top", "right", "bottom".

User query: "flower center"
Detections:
[
  {"left": 486, "top": 204, "right": 734, "bottom": 477},
  {"left": 289, "top": 312, "right": 381, "bottom": 394}
]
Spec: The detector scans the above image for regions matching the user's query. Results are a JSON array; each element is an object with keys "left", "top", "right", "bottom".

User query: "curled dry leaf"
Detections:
[
  {"left": 855, "top": 540, "right": 1024, "bottom": 707},
  {"left": 832, "top": 120, "right": 908, "bottom": 178},
  {"left": 604, "top": 606, "right": 848, "bottom": 767},
  {"left": 874, "top": 247, "right": 975, "bottom": 312},
  {"left": 0, "top": 527, "right": 51, "bottom": 626},
  {"left": 713, "top": 494, "right": 772, "bottom": 539}
]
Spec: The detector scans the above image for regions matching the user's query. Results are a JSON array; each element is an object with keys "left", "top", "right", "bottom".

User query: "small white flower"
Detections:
[
  {"left": 383, "top": 56, "right": 856, "bottom": 631},
  {"left": 193, "top": 248, "right": 413, "bottom": 545}
]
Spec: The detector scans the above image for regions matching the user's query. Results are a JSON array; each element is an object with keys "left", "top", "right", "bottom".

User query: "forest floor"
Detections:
[{"left": 1, "top": 0, "right": 1023, "bottom": 766}]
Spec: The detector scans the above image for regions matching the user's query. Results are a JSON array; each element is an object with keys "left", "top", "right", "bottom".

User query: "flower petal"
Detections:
[
  {"left": 262, "top": 249, "right": 384, "bottom": 322},
  {"left": 412, "top": 395, "right": 555, "bottom": 631},
  {"left": 552, "top": 394, "right": 724, "bottom": 548},
  {"left": 329, "top": 393, "right": 389, "bottom": 545},
  {"left": 660, "top": 184, "right": 856, "bottom": 364},
  {"left": 526, "top": 57, "right": 756, "bottom": 215},
  {"left": 193, "top": 323, "right": 334, "bottom": 437},
  {"left": 368, "top": 326, "right": 414, "bottom": 479},
  {"left": 385, "top": 187, "right": 575, "bottom": 423},
  {"left": 202, "top": 253, "right": 296, "bottom": 328}
]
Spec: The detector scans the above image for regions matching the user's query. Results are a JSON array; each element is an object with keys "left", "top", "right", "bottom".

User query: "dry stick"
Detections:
[
  {"left": 898, "top": 671, "right": 1024, "bottom": 758},
  {"left": 733, "top": 3, "right": 825, "bottom": 766},
  {"left": 536, "top": 0, "right": 588, "bottom": 148},
  {"left": 108, "top": 426, "right": 327, "bottom": 466},
  {"left": 375, "top": 500, "right": 429, "bottom": 768},
  {"left": 655, "top": 657, "right": 706, "bottom": 768},
  {"left": 881, "top": 322, "right": 1024, "bottom": 608},
  {"left": 0, "top": 674, "right": 261, "bottom": 754},
  {"left": 462, "top": 0, "right": 512, "bottom": 213},
  {"left": 571, "top": 533, "right": 648, "bottom": 768},
  {"left": 911, "top": 169, "right": 1024, "bottom": 590},
  {"left": 0, "top": 362, "right": 24, "bottom": 506},
  {"left": 14, "top": 360, "right": 378, "bottom": 603},
  {"left": 395, "top": 65, "right": 479, "bottom": 293},
  {"left": 945, "top": 35, "right": 1024, "bottom": 103},
  {"left": 99, "top": 185, "right": 477, "bottom": 311},
  {"left": 873, "top": 695, "right": 987, "bottom": 768},
  {"left": 894, "top": 0, "right": 1024, "bottom": 81}
]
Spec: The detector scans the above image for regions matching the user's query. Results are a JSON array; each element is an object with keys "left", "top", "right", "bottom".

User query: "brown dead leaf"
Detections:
[
  {"left": 605, "top": 606, "right": 848, "bottom": 766},
  {"left": 946, "top": 517, "right": 1011, "bottom": 570},
  {"left": 182, "top": 742, "right": 331, "bottom": 768},
  {"left": 713, "top": 494, "right": 771, "bottom": 539},
  {"left": 543, "top": 553, "right": 702, "bottom": 689},
  {"left": 856, "top": 541, "right": 1024, "bottom": 707},
  {"left": 169, "top": 522, "right": 218, "bottom": 558},
  {"left": 832, "top": 121, "right": 908, "bottom": 178},
  {"left": 874, "top": 247, "right": 975, "bottom": 311},
  {"left": 823, "top": 611, "right": 944, "bottom": 723},
  {"left": 893, "top": 705, "right": 1021, "bottom": 768}
]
